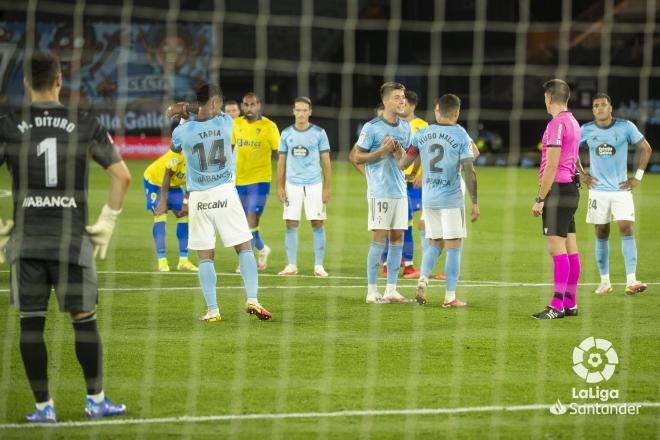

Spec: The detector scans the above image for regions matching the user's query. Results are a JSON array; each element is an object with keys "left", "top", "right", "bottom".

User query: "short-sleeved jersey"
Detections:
[
  {"left": 406, "top": 123, "right": 474, "bottom": 209},
  {"left": 580, "top": 118, "right": 644, "bottom": 192},
  {"left": 171, "top": 113, "right": 235, "bottom": 192},
  {"left": 0, "top": 103, "right": 121, "bottom": 263},
  {"left": 356, "top": 116, "right": 411, "bottom": 199},
  {"left": 404, "top": 116, "right": 429, "bottom": 181},
  {"left": 278, "top": 124, "right": 330, "bottom": 186},
  {"left": 232, "top": 115, "right": 280, "bottom": 186},
  {"left": 143, "top": 150, "right": 186, "bottom": 188},
  {"left": 539, "top": 111, "right": 581, "bottom": 184}
]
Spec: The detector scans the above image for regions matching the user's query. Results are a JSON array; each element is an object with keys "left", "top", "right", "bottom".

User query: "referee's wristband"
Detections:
[
  {"left": 535, "top": 196, "right": 545, "bottom": 203},
  {"left": 634, "top": 169, "right": 644, "bottom": 181}
]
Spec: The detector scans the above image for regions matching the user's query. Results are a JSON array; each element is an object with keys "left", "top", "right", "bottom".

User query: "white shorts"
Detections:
[
  {"left": 367, "top": 197, "right": 408, "bottom": 231},
  {"left": 420, "top": 179, "right": 466, "bottom": 222},
  {"left": 188, "top": 183, "right": 253, "bottom": 250},
  {"left": 586, "top": 190, "right": 635, "bottom": 224},
  {"left": 283, "top": 182, "right": 327, "bottom": 221},
  {"left": 423, "top": 208, "right": 467, "bottom": 240}
]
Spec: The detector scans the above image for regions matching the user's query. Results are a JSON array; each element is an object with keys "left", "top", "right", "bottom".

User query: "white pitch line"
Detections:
[
  {"left": 0, "top": 282, "right": 659, "bottom": 294},
  {"left": 1, "top": 402, "right": 658, "bottom": 430},
  {"left": 0, "top": 269, "right": 656, "bottom": 289}
]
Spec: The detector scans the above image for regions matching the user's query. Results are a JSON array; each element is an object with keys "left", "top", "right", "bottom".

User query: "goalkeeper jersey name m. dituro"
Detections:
[{"left": 0, "top": 103, "right": 122, "bottom": 263}]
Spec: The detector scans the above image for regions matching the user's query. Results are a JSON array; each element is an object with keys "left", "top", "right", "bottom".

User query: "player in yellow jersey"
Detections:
[
  {"left": 232, "top": 92, "right": 281, "bottom": 270},
  {"left": 380, "top": 90, "right": 428, "bottom": 279},
  {"left": 143, "top": 150, "right": 197, "bottom": 272}
]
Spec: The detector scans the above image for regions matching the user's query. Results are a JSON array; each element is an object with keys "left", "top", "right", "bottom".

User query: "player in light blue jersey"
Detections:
[
  {"left": 276, "top": 97, "right": 332, "bottom": 277},
  {"left": 353, "top": 82, "right": 413, "bottom": 304},
  {"left": 167, "top": 84, "right": 272, "bottom": 322},
  {"left": 578, "top": 93, "right": 652, "bottom": 295},
  {"left": 399, "top": 94, "right": 479, "bottom": 308}
]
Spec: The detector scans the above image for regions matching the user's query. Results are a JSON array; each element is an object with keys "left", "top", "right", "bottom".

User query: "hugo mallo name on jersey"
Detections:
[{"left": 408, "top": 123, "right": 473, "bottom": 209}]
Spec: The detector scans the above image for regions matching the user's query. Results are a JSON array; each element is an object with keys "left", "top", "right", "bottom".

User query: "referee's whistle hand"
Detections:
[{"left": 532, "top": 202, "right": 544, "bottom": 217}]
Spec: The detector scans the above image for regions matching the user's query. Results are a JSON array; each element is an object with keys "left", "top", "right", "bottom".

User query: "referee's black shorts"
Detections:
[
  {"left": 10, "top": 259, "right": 98, "bottom": 313},
  {"left": 542, "top": 182, "right": 579, "bottom": 238}
]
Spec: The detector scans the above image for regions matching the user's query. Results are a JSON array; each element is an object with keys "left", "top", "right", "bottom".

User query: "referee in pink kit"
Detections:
[{"left": 531, "top": 79, "right": 581, "bottom": 320}]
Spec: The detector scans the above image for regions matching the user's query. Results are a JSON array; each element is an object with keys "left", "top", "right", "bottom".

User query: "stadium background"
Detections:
[
  {"left": 0, "top": 1, "right": 659, "bottom": 438},
  {"left": 0, "top": 0, "right": 658, "bottom": 166}
]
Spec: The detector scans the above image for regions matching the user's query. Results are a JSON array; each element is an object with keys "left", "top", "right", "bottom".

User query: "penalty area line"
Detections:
[{"left": 2, "top": 402, "right": 659, "bottom": 429}]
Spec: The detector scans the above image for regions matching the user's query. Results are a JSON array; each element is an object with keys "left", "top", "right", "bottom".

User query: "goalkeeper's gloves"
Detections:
[
  {"left": 0, "top": 218, "right": 13, "bottom": 264},
  {"left": 85, "top": 204, "right": 122, "bottom": 260}
]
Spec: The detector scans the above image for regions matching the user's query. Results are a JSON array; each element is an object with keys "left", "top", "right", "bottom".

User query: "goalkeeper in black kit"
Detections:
[{"left": 0, "top": 51, "right": 131, "bottom": 423}]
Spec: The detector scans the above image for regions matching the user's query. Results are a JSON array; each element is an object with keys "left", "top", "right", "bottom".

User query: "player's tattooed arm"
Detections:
[
  {"left": 166, "top": 102, "right": 199, "bottom": 119},
  {"left": 406, "top": 156, "right": 421, "bottom": 180},
  {"left": 155, "top": 169, "right": 172, "bottom": 216},
  {"left": 461, "top": 158, "right": 480, "bottom": 222},
  {"left": 398, "top": 152, "right": 414, "bottom": 170},
  {"left": 461, "top": 159, "right": 478, "bottom": 204}
]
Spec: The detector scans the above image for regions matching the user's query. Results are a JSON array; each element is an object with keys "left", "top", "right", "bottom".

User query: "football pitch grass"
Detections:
[{"left": 0, "top": 160, "right": 659, "bottom": 439}]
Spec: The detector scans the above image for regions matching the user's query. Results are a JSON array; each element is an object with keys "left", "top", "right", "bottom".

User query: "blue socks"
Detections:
[
  {"left": 198, "top": 259, "right": 217, "bottom": 309},
  {"left": 367, "top": 242, "right": 386, "bottom": 285},
  {"left": 595, "top": 238, "right": 609, "bottom": 276},
  {"left": 198, "top": 251, "right": 259, "bottom": 309},
  {"left": 421, "top": 244, "right": 441, "bottom": 277},
  {"left": 621, "top": 235, "right": 637, "bottom": 277},
  {"left": 239, "top": 250, "right": 259, "bottom": 301},
  {"left": 386, "top": 243, "right": 403, "bottom": 285},
  {"left": 176, "top": 220, "right": 188, "bottom": 257},
  {"left": 445, "top": 247, "right": 461, "bottom": 291},
  {"left": 403, "top": 226, "right": 414, "bottom": 263},
  {"left": 313, "top": 227, "right": 325, "bottom": 266},
  {"left": 152, "top": 216, "right": 166, "bottom": 259},
  {"left": 420, "top": 229, "right": 429, "bottom": 256},
  {"left": 285, "top": 227, "right": 298, "bottom": 266},
  {"left": 285, "top": 226, "right": 326, "bottom": 267},
  {"left": 251, "top": 227, "right": 265, "bottom": 251}
]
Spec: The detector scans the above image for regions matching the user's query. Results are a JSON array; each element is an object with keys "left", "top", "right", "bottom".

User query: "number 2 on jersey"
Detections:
[
  {"left": 37, "top": 137, "right": 58, "bottom": 187},
  {"left": 428, "top": 144, "right": 444, "bottom": 173},
  {"left": 192, "top": 139, "right": 227, "bottom": 171}
]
